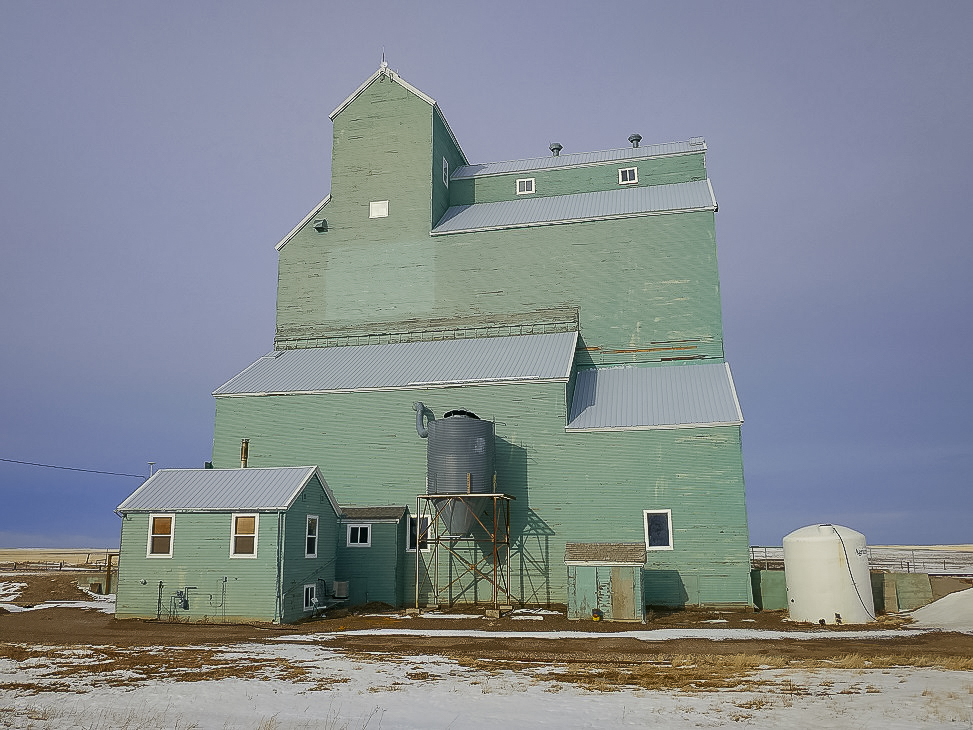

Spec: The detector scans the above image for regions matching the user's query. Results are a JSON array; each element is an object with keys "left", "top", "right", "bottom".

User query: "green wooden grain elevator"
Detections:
[{"left": 207, "top": 63, "right": 751, "bottom": 611}]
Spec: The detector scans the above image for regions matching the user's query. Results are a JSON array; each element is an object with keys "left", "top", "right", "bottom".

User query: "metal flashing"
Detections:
[
  {"left": 431, "top": 180, "right": 716, "bottom": 236},
  {"left": 330, "top": 64, "right": 436, "bottom": 120},
  {"left": 275, "top": 195, "right": 331, "bottom": 252},
  {"left": 566, "top": 362, "right": 743, "bottom": 431},
  {"left": 214, "top": 331, "right": 579, "bottom": 397},
  {"left": 451, "top": 139, "right": 707, "bottom": 180}
]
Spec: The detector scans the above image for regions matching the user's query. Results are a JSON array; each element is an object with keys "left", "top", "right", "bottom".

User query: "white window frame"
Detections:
[
  {"left": 516, "top": 178, "right": 535, "bottom": 195},
  {"left": 346, "top": 523, "right": 371, "bottom": 548},
  {"left": 442, "top": 157, "right": 449, "bottom": 187},
  {"left": 406, "top": 515, "right": 431, "bottom": 553},
  {"left": 305, "top": 515, "right": 319, "bottom": 558},
  {"left": 643, "top": 509, "right": 673, "bottom": 551},
  {"left": 618, "top": 167, "right": 638, "bottom": 185},
  {"left": 230, "top": 513, "right": 259, "bottom": 558},
  {"left": 146, "top": 513, "right": 174, "bottom": 558},
  {"left": 303, "top": 583, "right": 317, "bottom": 611},
  {"left": 368, "top": 200, "right": 389, "bottom": 218}
]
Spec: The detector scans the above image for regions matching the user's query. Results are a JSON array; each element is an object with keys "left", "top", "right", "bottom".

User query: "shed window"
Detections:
[
  {"left": 443, "top": 157, "right": 449, "bottom": 187},
  {"left": 306, "top": 515, "right": 319, "bottom": 558},
  {"left": 231, "top": 514, "right": 259, "bottom": 557},
  {"left": 303, "top": 584, "right": 317, "bottom": 611},
  {"left": 147, "top": 514, "right": 173, "bottom": 557},
  {"left": 368, "top": 200, "right": 389, "bottom": 218},
  {"left": 407, "top": 516, "right": 431, "bottom": 552},
  {"left": 516, "top": 178, "right": 535, "bottom": 195},
  {"left": 618, "top": 167, "right": 638, "bottom": 185},
  {"left": 347, "top": 524, "right": 371, "bottom": 547},
  {"left": 643, "top": 509, "right": 673, "bottom": 550}
]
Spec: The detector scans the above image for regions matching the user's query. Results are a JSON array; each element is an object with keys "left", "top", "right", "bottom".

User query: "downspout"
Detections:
[{"left": 275, "top": 512, "right": 284, "bottom": 624}]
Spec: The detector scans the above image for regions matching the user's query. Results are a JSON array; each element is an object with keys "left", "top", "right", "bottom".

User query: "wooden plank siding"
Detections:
[
  {"left": 448, "top": 152, "right": 707, "bottom": 206},
  {"left": 211, "top": 382, "right": 751, "bottom": 607},
  {"left": 116, "top": 475, "right": 339, "bottom": 623}
]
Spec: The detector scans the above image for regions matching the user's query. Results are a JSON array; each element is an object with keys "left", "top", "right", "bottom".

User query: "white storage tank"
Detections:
[{"left": 782, "top": 524, "right": 875, "bottom": 625}]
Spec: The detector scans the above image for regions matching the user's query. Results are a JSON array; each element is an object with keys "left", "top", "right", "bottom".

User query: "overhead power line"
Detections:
[{"left": 0, "top": 457, "right": 146, "bottom": 479}]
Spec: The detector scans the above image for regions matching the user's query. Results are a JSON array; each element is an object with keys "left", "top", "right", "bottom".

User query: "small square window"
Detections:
[
  {"left": 407, "top": 516, "right": 431, "bottom": 552},
  {"left": 147, "top": 514, "right": 174, "bottom": 557},
  {"left": 306, "top": 515, "right": 319, "bottom": 558},
  {"left": 643, "top": 509, "right": 673, "bottom": 550},
  {"left": 368, "top": 200, "right": 389, "bottom": 218},
  {"left": 303, "top": 584, "right": 317, "bottom": 611},
  {"left": 443, "top": 157, "right": 449, "bottom": 187},
  {"left": 619, "top": 167, "right": 638, "bottom": 185},
  {"left": 231, "top": 514, "right": 259, "bottom": 557},
  {"left": 347, "top": 523, "right": 371, "bottom": 547},
  {"left": 516, "top": 178, "right": 535, "bottom": 195}
]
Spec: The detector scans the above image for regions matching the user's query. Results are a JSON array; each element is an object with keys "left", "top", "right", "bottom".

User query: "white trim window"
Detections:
[
  {"left": 618, "top": 167, "right": 638, "bottom": 185},
  {"left": 368, "top": 200, "right": 389, "bottom": 218},
  {"left": 406, "top": 516, "right": 431, "bottom": 552},
  {"left": 230, "top": 514, "right": 259, "bottom": 557},
  {"left": 442, "top": 157, "right": 449, "bottom": 187},
  {"left": 643, "top": 509, "right": 673, "bottom": 550},
  {"left": 147, "top": 514, "right": 174, "bottom": 558},
  {"left": 516, "top": 178, "right": 535, "bottom": 195},
  {"left": 346, "top": 523, "right": 371, "bottom": 547},
  {"left": 305, "top": 515, "right": 319, "bottom": 558},
  {"left": 303, "top": 583, "right": 317, "bottom": 611}
]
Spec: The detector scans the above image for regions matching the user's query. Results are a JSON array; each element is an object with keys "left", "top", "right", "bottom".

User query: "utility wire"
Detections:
[{"left": 0, "top": 457, "right": 146, "bottom": 479}]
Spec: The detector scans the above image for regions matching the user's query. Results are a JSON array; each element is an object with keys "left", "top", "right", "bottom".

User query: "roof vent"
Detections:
[
  {"left": 550, "top": 142, "right": 562, "bottom": 157},
  {"left": 628, "top": 134, "right": 642, "bottom": 148}
]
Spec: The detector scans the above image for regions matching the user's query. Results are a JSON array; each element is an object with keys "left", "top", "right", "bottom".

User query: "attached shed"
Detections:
[
  {"left": 337, "top": 506, "right": 408, "bottom": 607},
  {"left": 565, "top": 542, "right": 647, "bottom": 622},
  {"left": 115, "top": 466, "right": 341, "bottom": 624}
]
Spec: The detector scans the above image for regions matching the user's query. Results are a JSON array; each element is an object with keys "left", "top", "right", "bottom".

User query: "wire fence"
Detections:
[{"left": 750, "top": 545, "right": 973, "bottom": 576}]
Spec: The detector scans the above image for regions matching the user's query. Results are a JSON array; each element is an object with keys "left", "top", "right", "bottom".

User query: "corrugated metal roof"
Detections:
[
  {"left": 431, "top": 180, "right": 716, "bottom": 235},
  {"left": 116, "top": 466, "right": 338, "bottom": 513},
  {"left": 564, "top": 542, "right": 647, "bottom": 565},
  {"left": 567, "top": 362, "right": 743, "bottom": 431},
  {"left": 214, "top": 331, "right": 578, "bottom": 396},
  {"left": 452, "top": 139, "right": 706, "bottom": 179},
  {"left": 341, "top": 506, "right": 407, "bottom": 521}
]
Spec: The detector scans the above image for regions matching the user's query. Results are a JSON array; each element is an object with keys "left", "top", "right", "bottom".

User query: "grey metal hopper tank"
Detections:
[{"left": 414, "top": 403, "right": 496, "bottom": 535}]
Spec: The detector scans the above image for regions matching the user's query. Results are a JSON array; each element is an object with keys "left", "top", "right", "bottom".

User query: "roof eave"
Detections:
[
  {"left": 275, "top": 195, "right": 331, "bottom": 252},
  {"left": 565, "top": 420, "right": 743, "bottom": 433},
  {"left": 330, "top": 65, "right": 435, "bottom": 121}
]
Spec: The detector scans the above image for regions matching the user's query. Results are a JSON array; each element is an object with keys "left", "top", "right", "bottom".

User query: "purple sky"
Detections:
[{"left": 2, "top": 2, "right": 971, "bottom": 548}]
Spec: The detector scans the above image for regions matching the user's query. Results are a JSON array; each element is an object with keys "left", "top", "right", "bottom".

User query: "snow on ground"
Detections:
[
  {"left": 1, "top": 586, "right": 972, "bottom": 728},
  {"left": 911, "top": 588, "right": 973, "bottom": 632},
  {"left": 0, "top": 582, "right": 26, "bottom": 603}
]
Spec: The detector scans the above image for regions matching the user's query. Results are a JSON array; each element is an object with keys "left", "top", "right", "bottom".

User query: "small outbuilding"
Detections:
[
  {"left": 115, "top": 466, "right": 341, "bottom": 624},
  {"left": 565, "top": 542, "right": 647, "bottom": 622}
]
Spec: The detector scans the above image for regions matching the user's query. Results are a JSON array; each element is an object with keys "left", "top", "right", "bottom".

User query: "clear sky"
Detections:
[{"left": 1, "top": 1, "right": 970, "bottom": 548}]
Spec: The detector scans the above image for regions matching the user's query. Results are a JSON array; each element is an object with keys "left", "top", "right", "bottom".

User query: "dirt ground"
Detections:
[{"left": 3, "top": 571, "right": 973, "bottom": 668}]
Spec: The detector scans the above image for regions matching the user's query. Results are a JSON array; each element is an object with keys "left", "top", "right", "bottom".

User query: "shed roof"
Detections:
[
  {"left": 430, "top": 180, "right": 716, "bottom": 235},
  {"left": 451, "top": 139, "right": 706, "bottom": 179},
  {"left": 564, "top": 542, "right": 647, "bottom": 565},
  {"left": 567, "top": 362, "right": 743, "bottom": 431},
  {"left": 340, "top": 506, "right": 407, "bottom": 522},
  {"left": 214, "top": 331, "right": 578, "bottom": 397},
  {"left": 116, "top": 466, "right": 340, "bottom": 514}
]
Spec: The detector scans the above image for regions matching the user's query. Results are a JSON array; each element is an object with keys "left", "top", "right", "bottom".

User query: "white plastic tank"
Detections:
[{"left": 782, "top": 524, "right": 875, "bottom": 625}]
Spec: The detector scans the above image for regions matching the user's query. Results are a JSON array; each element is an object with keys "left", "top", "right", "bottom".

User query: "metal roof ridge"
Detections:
[{"left": 452, "top": 138, "right": 707, "bottom": 178}]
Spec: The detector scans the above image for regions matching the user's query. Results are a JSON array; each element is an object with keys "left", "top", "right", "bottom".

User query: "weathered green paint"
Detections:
[
  {"left": 336, "top": 519, "right": 404, "bottom": 607},
  {"left": 449, "top": 152, "right": 707, "bottom": 206},
  {"left": 116, "top": 475, "right": 339, "bottom": 623},
  {"left": 212, "top": 382, "right": 751, "bottom": 607},
  {"left": 750, "top": 569, "right": 788, "bottom": 610},
  {"left": 567, "top": 564, "right": 645, "bottom": 621}
]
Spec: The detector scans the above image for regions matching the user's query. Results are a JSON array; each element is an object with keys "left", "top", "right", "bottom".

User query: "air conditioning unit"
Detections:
[{"left": 332, "top": 581, "right": 349, "bottom": 600}]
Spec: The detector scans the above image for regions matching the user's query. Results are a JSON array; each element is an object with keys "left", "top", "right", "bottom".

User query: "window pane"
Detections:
[
  {"left": 151, "top": 536, "right": 171, "bottom": 554},
  {"left": 307, "top": 536, "right": 317, "bottom": 555},
  {"left": 234, "top": 535, "right": 255, "bottom": 554},
  {"left": 307, "top": 518, "right": 317, "bottom": 537},
  {"left": 647, "top": 513, "right": 671, "bottom": 547},
  {"left": 152, "top": 516, "right": 172, "bottom": 536},
  {"left": 235, "top": 516, "right": 256, "bottom": 535}
]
